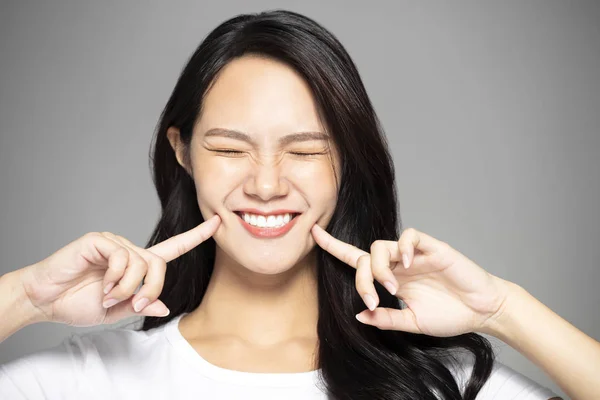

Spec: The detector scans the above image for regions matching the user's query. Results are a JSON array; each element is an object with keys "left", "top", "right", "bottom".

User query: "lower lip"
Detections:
[{"left": 236, "top": 213, "right": 300, "bottom": 238}]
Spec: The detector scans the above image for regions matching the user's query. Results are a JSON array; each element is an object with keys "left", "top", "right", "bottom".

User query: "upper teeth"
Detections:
[{"left": 241, "top": 212, "right": 294, "bottom": 228}]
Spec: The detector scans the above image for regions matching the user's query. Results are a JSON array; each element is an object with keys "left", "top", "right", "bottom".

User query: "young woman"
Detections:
[{"left": 0, "top": 9, "right": 596, "bottom": 400}]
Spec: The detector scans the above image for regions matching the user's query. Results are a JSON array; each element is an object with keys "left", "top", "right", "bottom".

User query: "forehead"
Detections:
[{"left": 195, "top": 55, "right": 325, "bottom": 139}]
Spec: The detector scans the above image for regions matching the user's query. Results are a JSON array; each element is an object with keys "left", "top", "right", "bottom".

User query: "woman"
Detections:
[{"left": 0, "top": 9, "right": 596, "bottom": 400}]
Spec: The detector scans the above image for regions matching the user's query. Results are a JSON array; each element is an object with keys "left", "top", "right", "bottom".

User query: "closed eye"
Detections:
[
  {"left": 209, "top": 149, "right": 327, "bottom": 157},
  {"left": 289, "top": 152, "right": 326, "bottom": 157},
  {"left": 211, "top": 149, "right": 244, "bottom": 155}
]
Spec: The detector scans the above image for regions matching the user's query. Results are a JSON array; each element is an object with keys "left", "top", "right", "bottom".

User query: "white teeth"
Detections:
[{"left": 240, "top": 212, "right": 296, "bottom": 228}]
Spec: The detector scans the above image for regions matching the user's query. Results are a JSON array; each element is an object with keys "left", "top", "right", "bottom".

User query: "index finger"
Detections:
[
  {"left": 148, "top": 214, "right": 221, "bottom": 262},
  {"left": 311, "top": 223, "right": 368, "bottom": 269}
]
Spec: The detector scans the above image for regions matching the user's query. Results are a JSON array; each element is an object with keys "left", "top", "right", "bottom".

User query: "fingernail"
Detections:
[
  {"left": 102, "top": 298, "right": 119, "bottom": 308},
  {"left": 356, "top": 313, "right": 366, "bottom": 323},
  {"left": 155, "top": 303, "right": 170, "bottom": 317},
  {"left": 363, "top": 294, "right": 377, "bottom": 311},
  {"left": 134, "top": 297, "right": 149, "bottom": 313},
  {"left": 384, "top": 280, "right": 397, "bottom": 295},
  {"left": 403, "top": 253, "right": 410, "bottom": 269},
  {"left": 103, "top": 282, "right": 115, "bottom": 294}
]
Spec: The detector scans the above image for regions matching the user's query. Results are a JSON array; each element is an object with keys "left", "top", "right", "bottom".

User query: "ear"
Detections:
[{"left": 166, "top": 126, "right": 192, "bottom": 176}]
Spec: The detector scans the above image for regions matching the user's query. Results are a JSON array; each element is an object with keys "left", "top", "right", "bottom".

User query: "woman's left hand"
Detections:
[{"left": 311, "top": 224, "right": 512, "bottom": 337}]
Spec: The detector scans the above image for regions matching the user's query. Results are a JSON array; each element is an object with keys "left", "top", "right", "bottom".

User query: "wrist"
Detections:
[
  {"left": 477, "top": 276, "right": 524, "bottom": 340},
  {"left": 0, "top": 267, "right": 46, "bottom": 342},
  {"left": 11, "top": 266, "right": 48, "bottom": 325}
]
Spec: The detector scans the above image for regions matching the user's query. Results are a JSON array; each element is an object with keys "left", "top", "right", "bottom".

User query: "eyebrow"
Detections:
[{"left": 203, "top": 128, "right": 330, "bottom": 146}]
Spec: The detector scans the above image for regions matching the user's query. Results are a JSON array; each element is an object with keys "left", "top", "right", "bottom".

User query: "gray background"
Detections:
[{"left": 1, "top": 1, "right": 599, "bottom": 398}]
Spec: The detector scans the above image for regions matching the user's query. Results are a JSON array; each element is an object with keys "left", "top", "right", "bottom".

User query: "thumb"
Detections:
[
  {"left": 356, "top": 307, "right": 421, "bottom": 334},
  {"left": 104, "top": 297, "right": 170, "bottom": 324}
]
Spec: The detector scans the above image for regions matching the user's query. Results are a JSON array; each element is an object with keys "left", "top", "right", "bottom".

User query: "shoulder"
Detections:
[
  {"left": 61, "top": 317, "right": 163, "bottom": 361},
  {"left": 0, "top": 317, "right": 166, "bottom": 399},
  {"left": 443, "top": 350, "right": 560, "bottom": 400}
]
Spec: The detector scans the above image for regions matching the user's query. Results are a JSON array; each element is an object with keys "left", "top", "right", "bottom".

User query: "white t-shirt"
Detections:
[{"left": 0, "top": 313, "right": 559, "bottom": 399}]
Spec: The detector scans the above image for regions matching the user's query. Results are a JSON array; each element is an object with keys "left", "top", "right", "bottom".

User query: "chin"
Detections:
[{"left": 236, "top": 255, "right": 304, "bottom": 275}]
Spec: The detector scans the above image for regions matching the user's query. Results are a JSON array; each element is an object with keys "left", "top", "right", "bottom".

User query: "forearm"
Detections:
[
  {"left": 481, "top": 278, "right": 600, "bottom": 400},
  {"left": 0, "top": 268, "right": 44, "bottom": 343}
]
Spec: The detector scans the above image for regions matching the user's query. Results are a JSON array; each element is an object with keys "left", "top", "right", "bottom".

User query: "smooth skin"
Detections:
[
  {"left": 7, "top": 214, "right": 221, "bottom": 330},
  {"left": 311, "top": 224, "right": 598, "bottom": 400},
  {"left": 2, "top": 214, "right": 598, "bottom": 398},
  {"left": 1, "top": 52, "right": 595, "bottom": 398}
]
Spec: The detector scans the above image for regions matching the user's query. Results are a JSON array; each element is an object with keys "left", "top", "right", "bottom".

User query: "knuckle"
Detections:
[
  {"left": 150, "top": 256, "right": 167, "bottom": 272},
  {"left": 399, "top": 240, "right": 411, "bottom": 251},
  {"left": 404, "top": 227, "right": 417, "bottom": 236},
  {"left": 176, "top": 242, "right": 188, "bottom": 258},
  {"left": 106, "top": 283, "right": 126, "bottom": 299},
  {"left": 83, "top": 232, "right": 102, "bottom": 241},
  {"left": 132, "top": 257, "right": 149, "bottom": 272},
  {"left": 356, "top": 254, "right": 370, "bottom": 268},
  {"left": 118, "top": 261, "right": 148, "bottom": 293},
  {"left": 116, "top": 235, "right": 135, "bottom": 247},
  {"left": 141, "top": 285, "right": 163, "bottom": 301},
  {"left": 370, "top": 240, "right": 385, "bottom": 253},
  {"left": 145, "top": 259, "right": 166, "bottom": 279},
  {"left": 116, "top": 279, "right": 139, "bottom": 296},
  {"left": 108, "top": 248, "right": 129, "bottom": 270},
  {"left": 356, "top": 254, "right": 370, "bottom": 263}
]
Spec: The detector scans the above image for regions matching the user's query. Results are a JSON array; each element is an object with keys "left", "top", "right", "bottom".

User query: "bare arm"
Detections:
[
  {"left": 0, "top": 267, "right": 44, "bottom": 343},
  {"left": 482, "top": 279, "right": 600, "bottom": 400}
]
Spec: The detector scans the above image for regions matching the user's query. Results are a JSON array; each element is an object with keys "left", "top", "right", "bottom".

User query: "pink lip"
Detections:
[{"left": 235, "top": 212, "right": 300, "bottom": 238}]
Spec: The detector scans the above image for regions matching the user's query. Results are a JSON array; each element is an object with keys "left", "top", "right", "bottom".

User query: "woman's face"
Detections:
[{"left": 170, "top": 55, "right": 341, "bottom": 275}]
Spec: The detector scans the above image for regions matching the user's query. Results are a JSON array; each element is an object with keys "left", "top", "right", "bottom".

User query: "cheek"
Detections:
[
  {"left": 290, "top": 161, "right": 338, "bottom": 205},
  {"left": 195, "top": 158, "right": 245, "bottom": 189},
  {"left": 191, "top": 158, "right": 245, "bottom": 216}
]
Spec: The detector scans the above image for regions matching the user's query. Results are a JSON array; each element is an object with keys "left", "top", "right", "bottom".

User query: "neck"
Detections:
[{"left": 183, "top": 248, "right": 319, "bottom": 346}]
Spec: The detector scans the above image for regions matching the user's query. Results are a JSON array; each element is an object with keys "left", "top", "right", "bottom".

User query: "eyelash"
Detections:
[
  {"left": 213, "top": 149, "right": 243, "bottom": 155},
  {"left": 211, "top": 149, "right": 324, "bottom": 157}
]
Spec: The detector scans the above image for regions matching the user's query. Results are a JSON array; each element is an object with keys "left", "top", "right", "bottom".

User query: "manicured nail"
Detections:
[
  {"left": 134, "top": 297, "right": 149, "bottom": 313},
  {"left": 356, "top": 313, "right": 366, "bottom": 323},
  {"left": 155, "top": 304, "right": 170, "bottom": 317},
  {"left": 102, "top": 298, "right": 119, "bottom": 308},
  {"left": 403, "top": 253, "right": 410, "bottom": 269},
  {"left": 103, "top": 282, "right": 115, "bottom": 295},
  {"left": 363, "top": 294, "right": 377, "bottom": 311},
  {"left": 384, "top": 280, "right": 397, "bottom": 295}
]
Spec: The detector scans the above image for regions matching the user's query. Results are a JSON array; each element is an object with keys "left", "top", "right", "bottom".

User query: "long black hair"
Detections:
[{"left": 138, "top": 9, "right": 496, "bottom": 399}]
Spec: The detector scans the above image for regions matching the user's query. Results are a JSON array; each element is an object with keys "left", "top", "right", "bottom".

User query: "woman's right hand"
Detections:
[{"left": 18, "top": 215, "right": 221, "bottom": 327}]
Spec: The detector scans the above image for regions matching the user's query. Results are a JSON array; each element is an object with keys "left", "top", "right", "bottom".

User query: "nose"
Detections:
[{"left": 243, "top": 161, "right": 290, "bottom": 201}]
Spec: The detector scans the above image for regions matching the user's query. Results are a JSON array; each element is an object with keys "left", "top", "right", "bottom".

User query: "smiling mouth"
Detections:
[{"left": 233, "top": 211, "right": 301, "bottom": 228}]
